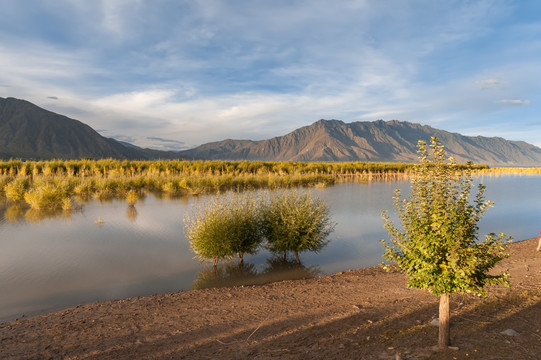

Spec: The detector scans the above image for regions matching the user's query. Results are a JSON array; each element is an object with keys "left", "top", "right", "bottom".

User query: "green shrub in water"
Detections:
[
  {"left": 125, "top": 189, "right": 140, "bottom": 206},
  {"left": 261, "top": 190, "right": 334, "bottom": 264},
  {"left": 4, "top": 177, "right": 29, "bottom": 202},
  {"left": 23, "top": 180, "right": 71, "bottom": 210},
  {"left": 184, "top": 192, "right": 264, "bottom": 266}
]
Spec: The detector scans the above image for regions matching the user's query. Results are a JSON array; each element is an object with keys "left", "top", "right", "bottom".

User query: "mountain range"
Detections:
[
  {"left": 2, "top": 96, "right": 541, "bottom": 166},
  {"left": 179, "top": 119, "right": 541, "bottom": 166},
  {"left": 0, "top": 97, "right": 180, "bottom": 160}
]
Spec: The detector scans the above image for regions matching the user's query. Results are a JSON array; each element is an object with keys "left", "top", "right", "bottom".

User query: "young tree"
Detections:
[
  {"left": 262, "top": 190, "right": 334, "bottom": 264},
  {"left": 381, "top": 137, "right": 510, "bottom": 349}
]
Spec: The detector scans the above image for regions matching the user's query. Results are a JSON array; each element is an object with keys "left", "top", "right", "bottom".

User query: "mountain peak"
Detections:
[
  {"left": 179, "top": 119, "right": 541, "bottom": 166},
  {"left": 2, "top": 98, "right": 540, "bottom": 165},
  {"left": 0, "top": 97, "right": 180, "bottom": 160}
]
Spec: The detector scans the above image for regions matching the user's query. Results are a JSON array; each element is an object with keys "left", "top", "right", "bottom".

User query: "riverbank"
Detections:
[{"left": 1, "top": 238, "right": 540, "bottom": 359}]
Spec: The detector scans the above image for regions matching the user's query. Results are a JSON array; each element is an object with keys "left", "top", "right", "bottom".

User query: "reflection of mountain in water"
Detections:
[{"left": 192, "top": 258, "right": 322, "bottom": 290}]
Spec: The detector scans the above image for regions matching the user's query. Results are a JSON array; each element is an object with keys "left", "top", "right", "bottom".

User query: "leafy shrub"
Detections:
[
  {"left": 23, "top": 181, "right": 71, "bottom": 210},
  {"left": 125, "top": 189, "right": 140, "bottom": 206},
  {"left": 184, "top": 192, "right": 264, "bottom": 266},
  {"left": 4, "top": 177, "right": 29, "bottom": 202},
  {"left": 261, "top": 190, "right": 335, "bottom": 264}
]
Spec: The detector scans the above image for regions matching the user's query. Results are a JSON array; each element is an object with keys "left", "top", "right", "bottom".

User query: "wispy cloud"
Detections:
[
  {"left": 477, "top": 78, "right": 507, "bottom": 90},
  {"left": 0, "top": 0, "right": 540, "bottom": 148},
  {"left": 496, "top": 99, "right": 531, "bottom": 105}
]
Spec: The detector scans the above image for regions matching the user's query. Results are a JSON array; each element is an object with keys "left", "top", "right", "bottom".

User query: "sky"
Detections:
[{"left": 1, "top": 0, "right": 541, "bottom": 151}]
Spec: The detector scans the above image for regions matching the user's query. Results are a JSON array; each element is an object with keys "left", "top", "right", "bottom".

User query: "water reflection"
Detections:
[
  {"left": 1, "top": 204, "right": 78, "bottom": 223},
  {"left": 1, "top": 175, "right": 540, "bottom": 322},
  {"left": 192, "top": 262, "right": 259, "bottom": 289},
  {"left": 1, "top": 201, "right": 140, "bottom": 224},
  {"left": 192, "top": 258, "right": 322, "bottom": 290},
  {"left": 24, "top": 209, "right": 73, "bottom": 223},
  {"left": 261, "top": 257, "right": 322, "bottom": 282},
  {"left": 126, "top": 206, "right": 138, "bottom": 222},
  {"left": 4, "top": 204, "right": 25, "bottom": 222}
]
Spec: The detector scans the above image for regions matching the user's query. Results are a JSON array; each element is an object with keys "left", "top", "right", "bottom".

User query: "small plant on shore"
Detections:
[
  {"left": 381, "top": 137, "right": 510, "bottom": 349},
  {"left": 261, "top": 190, "right": 334, "bottom": 264},
  {"left": 184, "top": 192, "right": 264, "bottom": 266}
]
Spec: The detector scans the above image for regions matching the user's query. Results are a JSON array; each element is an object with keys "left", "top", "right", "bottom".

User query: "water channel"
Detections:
[{"left": 1, "top": 174, "right": 540, "bottom": 322}]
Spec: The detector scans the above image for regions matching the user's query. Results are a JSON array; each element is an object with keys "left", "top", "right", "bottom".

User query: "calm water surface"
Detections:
[{"left": 1, "top": 175, "right": 540, "bottom": 321}]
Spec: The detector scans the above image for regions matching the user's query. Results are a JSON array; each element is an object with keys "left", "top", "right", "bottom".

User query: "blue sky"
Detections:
[{"left": 1, "top": 0, "right": 540, "bottom": 150}]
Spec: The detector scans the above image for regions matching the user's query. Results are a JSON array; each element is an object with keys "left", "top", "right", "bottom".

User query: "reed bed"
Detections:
[
  {"left": 0, "top": 158, "right": 486, "bottom": 177},
  {"left": 474, "top": 167, "right": 541, "bottom": 176},
  {"left": 0, "top": 159, "right": 493, "bottom": 210}
]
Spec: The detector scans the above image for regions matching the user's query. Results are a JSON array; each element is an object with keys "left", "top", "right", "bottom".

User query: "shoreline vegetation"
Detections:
[{"left": 0, "top": 159, "right": 504, "bottom": 209}]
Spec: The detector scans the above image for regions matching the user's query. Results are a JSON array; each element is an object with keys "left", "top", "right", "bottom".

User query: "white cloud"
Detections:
[
  {"left": 477, "top": 78, "right": 507, "bottom": 90},
  {"left": 98, "top": 0, "right": 144, "bottom": 40},
  {"left": 496, "top": 99, "right": 531, "bottom": 105},
  {"left": 1, "top": 0, "right": 540, "bottom": 149},
  {"left": 93, "top": 89, "right": 177, "bottom": 112}
]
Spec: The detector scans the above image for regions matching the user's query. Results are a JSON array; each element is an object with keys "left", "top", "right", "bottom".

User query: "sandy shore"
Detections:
[{"left": 1, "top": 238, "right": 540, "bottom": 359}]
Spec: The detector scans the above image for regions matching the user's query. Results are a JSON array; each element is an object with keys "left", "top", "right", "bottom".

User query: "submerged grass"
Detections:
[
  {"left": 0, "top": 159, "right": 504, "bottom": 210},
  {"left": 0, "top": 158, "right": 486, "bottom": 177},
  {"left": 22, "top": 179, "right": 72, "bottom": 210}
]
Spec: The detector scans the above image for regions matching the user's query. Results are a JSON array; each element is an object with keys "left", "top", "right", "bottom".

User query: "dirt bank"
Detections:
[{"left": 1, "top": 238, "right": 540, "bottom": 359}]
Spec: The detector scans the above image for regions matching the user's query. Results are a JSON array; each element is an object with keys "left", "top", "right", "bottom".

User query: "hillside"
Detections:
[
  {"left": 2, "top": 97, "right": 541, "bottom": 165},
  {"left": 0, "top": 97, "right": 179, "bottom": 160},
  {"left": 179, "top": 119, "right": 541, "bottom": 166}
]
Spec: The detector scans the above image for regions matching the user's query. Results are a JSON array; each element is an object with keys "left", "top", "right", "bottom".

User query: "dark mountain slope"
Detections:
[
  {"left": 0, "top": 97, "right": 179, "bottom": 160},
  {"left": 179, "top": 119, "right": 541, "bottom": 166},
  {"left": 3, "top": 96, "right": 539, "bottom": 165}
]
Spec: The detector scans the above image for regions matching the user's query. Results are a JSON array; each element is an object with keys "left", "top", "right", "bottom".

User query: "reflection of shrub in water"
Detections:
[
  {"left": 126, "top": 205, "right": 138, "bottom": 222},
  {"left": 24, "top": 208, "right": 73, "bottom": 224},
  {"left": 192, "top": 262, "right": 258, "bottom": 290},
  {"left": 3, "top": 203, "right": 80, "bottom": 223},
  {"left": 3, "top": 204, "right": 25, "bottom": 222},
  {"left": 261, "top": 257, "right": 322, "bottom": 283},
  {"left": 192, "top": 258, "right": 322, "bottom": 290}
]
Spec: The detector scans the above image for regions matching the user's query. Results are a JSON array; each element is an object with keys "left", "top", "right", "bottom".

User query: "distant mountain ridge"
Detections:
[
  {"left": 0, "top": 97, "right": 180, "bottom": 160},
  {"left": 179, "top": 119, "right": 541, "bottom": 166},
  {"left": 2, "top": 97, "right": 541, "bottom": 165}
]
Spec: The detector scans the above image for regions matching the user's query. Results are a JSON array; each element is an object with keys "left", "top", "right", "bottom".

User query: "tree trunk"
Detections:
[
  {"left": 283, "top": 250, "right": 287, "bottom": 261},
  {"left": 294, "top": 250, "right": 301, "bottom": 264},
  {"left": 238, "top": 252, "right": 244, "bottom": 265},
  {"left": 438, "top": 293, "right": 450, "bottom": 348}
]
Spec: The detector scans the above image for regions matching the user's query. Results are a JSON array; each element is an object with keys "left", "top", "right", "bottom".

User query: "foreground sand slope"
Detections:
[{"left": 1, "top": 238, "right": 540, "bottom": 360}]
